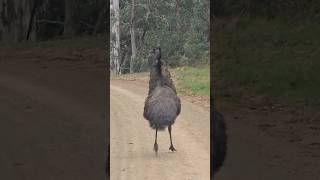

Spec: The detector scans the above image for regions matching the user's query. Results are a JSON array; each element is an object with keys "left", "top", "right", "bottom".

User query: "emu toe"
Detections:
[
  {"left": 154, "top": 142, "right": 158, "bottom": 153},
  {"left": 169, "top": 144, "right": 177, "bottom": 152}
]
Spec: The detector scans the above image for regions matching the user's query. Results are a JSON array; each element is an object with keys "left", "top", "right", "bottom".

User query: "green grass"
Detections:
[
  {"left": 112, "top": 66, "right": 210, "bottom": 97},
  {"left": 112, "top": 66, "right": 211, "bottom": 97},
  {"left": 174, "top": 66, "right": 210, "bottom": 96},
  {"left": 214, "top": 17, "right": 320, "bottom": 105}
]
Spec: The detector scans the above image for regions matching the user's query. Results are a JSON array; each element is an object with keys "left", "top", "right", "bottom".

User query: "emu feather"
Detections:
[{"left": 143, "top": 47, "right": 181, "bottom": 153}]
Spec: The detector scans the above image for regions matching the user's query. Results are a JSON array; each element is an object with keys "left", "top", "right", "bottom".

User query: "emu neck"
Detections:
[
  {"left": 153, "top": 64, "right": 164, "bottom": 86},
  {"left": 148, "top": 64, "right": 164, "bottom": 94}
]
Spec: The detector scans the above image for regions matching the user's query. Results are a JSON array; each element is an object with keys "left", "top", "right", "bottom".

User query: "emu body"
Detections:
[{"left": 143, "top": 47, "right": 181, "bottom": 153}]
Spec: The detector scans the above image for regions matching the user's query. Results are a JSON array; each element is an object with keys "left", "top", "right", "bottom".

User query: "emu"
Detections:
[
  {"left": 212, "top": 101, "right": 227, "bottom": 178},
  {"left": 143, "top": 47, "right": 181, "bottom": 153}
]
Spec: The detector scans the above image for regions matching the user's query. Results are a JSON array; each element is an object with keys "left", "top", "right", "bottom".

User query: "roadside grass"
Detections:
[
  {"left": 1, "top": 34, "right": 210, "bottom": 98},
  {"left": 174, "top": 66, "right": 210, "bottom": 96},
  {"left": 112, "top": 66, "right": 210, "bottom": 97},
  {"left": 214, "top": 17, "right": 320, "bottom": 105}
]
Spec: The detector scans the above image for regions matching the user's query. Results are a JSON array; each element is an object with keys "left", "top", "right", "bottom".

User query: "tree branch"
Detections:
[{"left": 37, "top": 20, "right": 64, "bottom": 25}]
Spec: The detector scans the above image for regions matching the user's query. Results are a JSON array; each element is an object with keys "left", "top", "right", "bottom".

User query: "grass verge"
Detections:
[
  {"left": 214, "top": 17, "right": 320, "bottom": 105},
  {"left": 174, "top": 66, "right": 210, "bottom": 97},
  {"left": 112, "top": 66, "right": 210, "bottom": 97}
]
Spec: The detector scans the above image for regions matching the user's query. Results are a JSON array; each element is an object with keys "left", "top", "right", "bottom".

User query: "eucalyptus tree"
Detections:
[
  {"left": 116, "top": 0, "right": 210, "bottom": 73},
  {"left": 110, "top": 0, "right": 121, "bottom": 74}
]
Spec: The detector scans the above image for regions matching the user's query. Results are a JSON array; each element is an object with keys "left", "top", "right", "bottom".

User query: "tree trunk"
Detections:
[
  {"left": 111, "top": 0, "right": 120, "bottom": 75},
  {"left": 205, "top": 0, "right": 210, "bottom": 41},
  {"left": 93, "top": 0, "right": 107, "bottom": 35},
  {"left": 175, "top": 0, "right": 180, "bottom": 31},
  {"left": 26, "top": 0, "right": 38, "bottom": 41},
  {"left": 64, "top": 0, "right": 78, "bottom": 37},
  {"left": 129, "top": 0, "right": 137, "bottom": 74},
  {"left": 0, "top": 0, "right": 37, "bottom": 42}
]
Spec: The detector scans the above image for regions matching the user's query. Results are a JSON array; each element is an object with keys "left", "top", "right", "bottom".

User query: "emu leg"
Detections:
[
  {"left": 168, "top": 125, "right": 176, "bottom": 151},
  {"left": 154, "top": 127, "right": 158, "bottom": 153}
]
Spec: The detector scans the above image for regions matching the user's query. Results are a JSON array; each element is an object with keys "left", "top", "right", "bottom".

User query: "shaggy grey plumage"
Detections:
[
  {"left": 143, "top": 47, "right": 181, "bottom": 153},
  {"left": 211, "top": 100, "right": 227, "bottom": 178}
]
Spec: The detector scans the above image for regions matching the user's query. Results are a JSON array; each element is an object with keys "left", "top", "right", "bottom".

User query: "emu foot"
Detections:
[
  {"left": 169, "top": 144, "right": 177, "bottom": 152},
  {"left": 154, "top": 142, "right": 158, "bottom": 153}
]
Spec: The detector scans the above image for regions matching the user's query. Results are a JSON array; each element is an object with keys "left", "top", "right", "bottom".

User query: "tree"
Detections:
[
  {"left": 114, "top": 0, "right": 210, "bottom": 73},
  {"left": 63, "top": 0, "right": 78, "bottom": 37},
  {"left": 111, "top": 0, "right": 121, "bottom": 74},
  {"left": 0, "top": 0, "right": 37, "bottom": 42},
  {"left": 94, "top": 0, "right": 108, "bottom": 35},
  {"left": 129, "top": 0, "right": 137, "bottom": 73}
]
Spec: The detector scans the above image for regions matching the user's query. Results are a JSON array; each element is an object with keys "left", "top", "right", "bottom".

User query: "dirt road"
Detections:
[
  {"left": 2, "top": 46, "right": 318, "bottom": 180},
  {"left": 111, "top": 79, "right": 320, "bottom": 180},
  {"left": 110, "top": 80, "right": 210, "bottom": 180},
  {"left": 0, "top": 58, "right": 107, "bottom": 180},
  {"left": 215, "top": 103, "right": 320, "bottom": 180}
]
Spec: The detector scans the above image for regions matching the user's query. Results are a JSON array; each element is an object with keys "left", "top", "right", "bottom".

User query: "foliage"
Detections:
[
  {"left": 113, "top": 0, "right": 210, "bottom": 74},
  {"left": 213, "top": 0, "right": 320, "bottom": 21},
  {"left": 214, "top": 18, "right": 320, "bottom": 105},
  {"left": 37, "top": 0, "right": 107, "bottom": 40}
]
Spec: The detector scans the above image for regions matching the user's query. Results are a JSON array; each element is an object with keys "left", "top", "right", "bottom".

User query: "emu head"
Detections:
[{"left": 148, "top": 47, "right": 162, "bottom": 67}]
